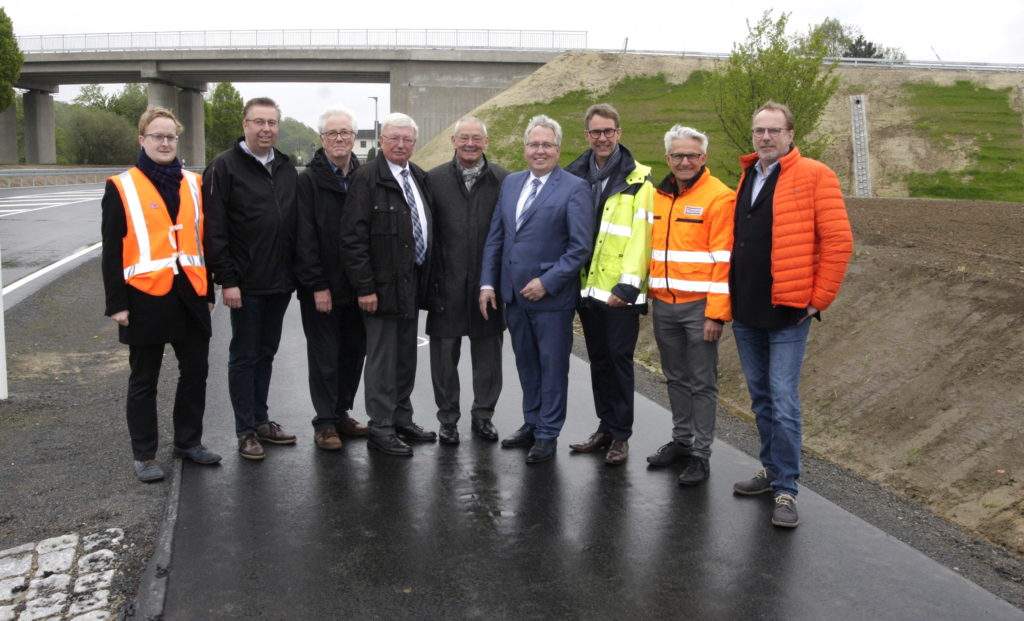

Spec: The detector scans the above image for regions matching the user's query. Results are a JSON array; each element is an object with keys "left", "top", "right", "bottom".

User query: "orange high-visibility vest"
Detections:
[
  {"left": 648, "top": 168, "right": 736, "bottom": 321},
  {"left": 109, "top": 167, "right": 207, "bottom": 297}
]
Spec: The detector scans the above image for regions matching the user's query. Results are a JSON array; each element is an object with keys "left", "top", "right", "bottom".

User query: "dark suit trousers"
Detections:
[
  {"left": 578, "top": 303, "right": 640, "bottom": 440},
  {"left": 362, "top": 312, "right": 419, "bottom": 437},
  {"left": 228, "top": 292, "right": 291, "bottom": 435},
  {"left": 298, "top": 296, "right": 366, "bottom": 429},
  {"left": 505, "top": 302, "right": 574, "bottom": 441},
  {"left": 429, "top": 334, "right": 503, "bottom": 425},
  {"left": 126, "top": 334, "right": 209, "bottom": 460}
]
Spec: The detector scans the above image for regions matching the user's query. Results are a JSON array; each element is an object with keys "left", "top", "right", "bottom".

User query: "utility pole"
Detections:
[{"left": 369, "top": 96, "right": 379, "bottom": 146}]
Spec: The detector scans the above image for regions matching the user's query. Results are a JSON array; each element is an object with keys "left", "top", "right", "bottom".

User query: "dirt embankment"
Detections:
[{"left": 635, "top": 197, "right": 1024, "bottom": 554}]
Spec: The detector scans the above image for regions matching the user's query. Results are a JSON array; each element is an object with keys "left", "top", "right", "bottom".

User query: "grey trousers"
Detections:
[
  {"left": 652, "top": 298, "right": 720, "bottom": 458},
  {"left": 429, "top": 333, "right": 503, "bottom": 425},
  {"left": 363, "top": 312, "right": 419, "bottom": 437}
]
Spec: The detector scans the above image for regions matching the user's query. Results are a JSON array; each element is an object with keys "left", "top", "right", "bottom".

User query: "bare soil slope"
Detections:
[{"left": 634, "top": 197, "right": 1024, "bottom": 554}]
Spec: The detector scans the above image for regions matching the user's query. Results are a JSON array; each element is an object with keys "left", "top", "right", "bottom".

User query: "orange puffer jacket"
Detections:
[{"left": 736, "top": 147, "right": 853, "bottom": 311}]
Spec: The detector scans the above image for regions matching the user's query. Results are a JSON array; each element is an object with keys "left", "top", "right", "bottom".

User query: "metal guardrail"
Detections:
[
  {"left": 17, "top": 29, "right": 587, "bottom": 53},
  {"left": 0, "top": 167, "right": 205, "bottom": 188}
]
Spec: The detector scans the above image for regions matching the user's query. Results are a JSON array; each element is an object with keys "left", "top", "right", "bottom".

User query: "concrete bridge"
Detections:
[{"left": 3, "top": 29, "right": 584, "bottom": 165}]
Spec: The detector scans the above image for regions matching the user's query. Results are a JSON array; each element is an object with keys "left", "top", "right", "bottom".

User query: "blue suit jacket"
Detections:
[{"left": 480, "top": 166, "right": 594, "bottom": 311}]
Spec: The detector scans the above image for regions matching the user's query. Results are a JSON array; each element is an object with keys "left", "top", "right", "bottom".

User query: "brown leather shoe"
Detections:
[
  {"left": 256, "top": 421, "right": 297, "bottom": 445},
  {"left": 238, "top": 434, "right": 265, "bottom": 461},
  {"left": 314, "top": 427, "right": 343, "bottom": 451},
  {"left": 336, "top": 416, "right": 369, "bottom": 437},
  {"left": 605, "top": 439, "right": 629, "bottom": 465},
  {"left": 569, "top": 431, "right": 612, "bottom": 453}
]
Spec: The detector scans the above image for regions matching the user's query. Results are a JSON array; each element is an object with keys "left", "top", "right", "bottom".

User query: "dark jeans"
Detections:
[
  {"left": 732, "top": 318, "right": 811, "bottom": 497},
  {"left": 578, "top": 303, "right": 640, "bottom": 440},
  {"left": 228, "top": 292, "right": 291, "bottom": 436},
  {"left": 429, "top": 333, "right": 503, "bottom": 425},
  {"left": 126, "top": 334, "right": 209, "bottom": 460},
  {"left": 362, "top": 312, "right": 420, "bottom": 437},
  {"left": 298, "top": 295, "right": 366, "bottom": 429}
]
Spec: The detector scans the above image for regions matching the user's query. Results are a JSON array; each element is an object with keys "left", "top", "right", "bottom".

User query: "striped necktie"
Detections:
[
  {"left": 516, "top": 178, "right": 542, "bottom": 231},
  {"left": 401, "top": 169, "right": 426, "bottom": 265}
]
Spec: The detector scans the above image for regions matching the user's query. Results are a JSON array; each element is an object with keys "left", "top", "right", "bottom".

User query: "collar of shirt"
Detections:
[
  {"left": 239, "top": 140, "right": 275, "bottom": 166},
  {"left": 754, "top": 159, "right": 780, "bottom": 180},
  {"left": 526, "top": 171, "right": 552, "bottom": 190},
  {"left": 386, "top": 158, "right": 413, "bottom": 184}
]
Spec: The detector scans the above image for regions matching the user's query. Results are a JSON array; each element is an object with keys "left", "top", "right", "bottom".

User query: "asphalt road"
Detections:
[
  {"left": 164, "top": 303, "right": 1023, "bottom": 619},
  {"left": 0, "top": 183, "right": 105, "bottom": 305}
]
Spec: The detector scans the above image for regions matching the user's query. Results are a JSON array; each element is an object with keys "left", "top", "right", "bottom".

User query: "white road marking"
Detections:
[
  {"left": 2, "top": 242, "right": 102, "bottom": 296},
  {"left": 417, "top": 336, "right": 429, "bottom": 347},
  {"left": 0, "top": 189, "right": 104, "bottom": 218}
]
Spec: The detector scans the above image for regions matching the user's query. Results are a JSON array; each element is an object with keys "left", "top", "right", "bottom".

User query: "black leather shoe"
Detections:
[
  {"left": 501, "top": 424, "right": 535, "bottom": 449},
  {"left": 438, "top": 423, "right": 460, "bottom": 445},
  {"left": 526, "top": 439, "right": 557, "bottom": 463},
  {"left": 395, "top": 422, "right": 438, "bottom": 443},
  {"left": 367, "top": 434, "right": 413, "bottom": 456},
  {"left": 646, "top": 441, "right": 692, "bottom": 468},
  {"left": 471, "top": 418, "right": 499, "bottom": 442},
  {"left": 678, "top": 456, "right": 710, "bottom": 486}
]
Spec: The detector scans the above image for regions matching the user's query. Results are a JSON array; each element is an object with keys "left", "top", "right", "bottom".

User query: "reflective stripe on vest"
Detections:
[
  {"left": 580, "top": 285, "right": 647, "bottom": 304},
  {"left": 647, "top": 277, "right": 728, "bottom": 294}
]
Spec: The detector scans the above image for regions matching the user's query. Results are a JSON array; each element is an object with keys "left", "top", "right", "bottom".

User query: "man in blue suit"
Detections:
[{"left": 479, "top": 115, "right": 594, "bottom": 463}]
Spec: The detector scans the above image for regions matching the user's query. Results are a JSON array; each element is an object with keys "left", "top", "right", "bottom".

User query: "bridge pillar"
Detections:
[
  {"left": 389, "top": 60, "right": 540, "bottom": 146},
  {"left": 24, "top": 91, "right": 56, "bottom": 165},
  {"left": 176, "top": 88, "right": 205, "bottom": 168},
  {"left": 0, "top": 105, "right": 17, "bottom": 164},
  {"left": 147, "top": 82, "right": 178, "bottom": 111}
]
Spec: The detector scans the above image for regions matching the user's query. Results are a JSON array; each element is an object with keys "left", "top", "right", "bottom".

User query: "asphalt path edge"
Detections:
[{"left": 124, "top": 458, "right": 182, "bottom": 620}]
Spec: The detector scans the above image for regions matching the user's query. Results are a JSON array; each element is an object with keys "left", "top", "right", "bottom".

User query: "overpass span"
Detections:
[{"left": 5, "top": 29, "right": 585, "bottom": 165}]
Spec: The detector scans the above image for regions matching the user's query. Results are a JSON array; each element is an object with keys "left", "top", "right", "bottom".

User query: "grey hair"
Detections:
[
  {"left": 380, "top": 112, "right": 418, "bottom": 139},
  {"left": 663, "top": 124, "right": 709, "bottom": 153},
  {"left": 318, "top": 106, "right": 358, "bottom": 133},
  {"left": 453, "top": 115, "right": 488, "bottom": 138},
  {"left": 523, "top": 114, "right": 562, "bottom": 146}
]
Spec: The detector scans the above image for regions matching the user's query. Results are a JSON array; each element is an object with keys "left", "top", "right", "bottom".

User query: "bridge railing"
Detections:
[{"left": 17, "top": 29, "right": 588, "bottom": 53}]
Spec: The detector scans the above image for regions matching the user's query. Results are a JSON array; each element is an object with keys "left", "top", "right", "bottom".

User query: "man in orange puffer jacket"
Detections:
[{"left": 729, "top": 101, "right": 853, "bottom": 529}]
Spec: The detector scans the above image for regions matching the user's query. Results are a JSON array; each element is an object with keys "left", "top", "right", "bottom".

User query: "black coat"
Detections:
[
  {"left": 294, "top": 148, "right": 360, "bottom": 304},
  {"left": 425, "top": 155, "right": 508, "bottom": 338},
  {"left": 202, "top": 138, "right": 297, "bottom": 295},
  {"left": 101, "top": 175, "right": 214, "bottom": 346},
  {"left": 339, "top": 152, "right": 435, "bottom": 318}
]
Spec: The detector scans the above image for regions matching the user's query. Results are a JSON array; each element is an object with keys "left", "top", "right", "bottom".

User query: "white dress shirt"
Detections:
[
  {"left": 387, "top": 159, "right": 428, "bottom": 247},
  {"left": 515, "top": 171, "right": 552, "bottom": 222}
]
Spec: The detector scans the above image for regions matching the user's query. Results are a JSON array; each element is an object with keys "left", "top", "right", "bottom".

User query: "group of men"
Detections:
[{"left": 105, "top": 95, "right": 851, "bottom": 529}]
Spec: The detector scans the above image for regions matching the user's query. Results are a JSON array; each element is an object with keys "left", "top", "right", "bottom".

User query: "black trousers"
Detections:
[
  {"left": 577, "top": 303, "right": 640, "bottom": 440},
  {"left": 298, "top": 296, "right": 367, "bottom": 429},
  {"left": 362, "top": 312, "right": 420, "bottom": 437},
  {"left": 126, "top": 333, "right": 209, "bottom": 460},
  {"left": 429, "top": 333, "right": 503, "bottom": 425}
]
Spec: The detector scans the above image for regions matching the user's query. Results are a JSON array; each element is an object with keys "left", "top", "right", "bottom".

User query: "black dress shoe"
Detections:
[
  {"left": 395, "top": 422, "right": 438, "bottom": 443},
  {"left": 526, "top": 439, "right": 557, "bottom": 463},
  {"left": 471, "top": 418, "right": 499, "bottom": 442},
  {"left": 438, "top": 423, "right": 460, "bottom": 445},
  {"left": 500, "top": 424, "right": 535, "bottom": 449},
  {"left": 678, "top": 456, "right": 710, "bottom": 486},
  {"left": 367, "top": 434, "right": 413, "bottom": 456}
]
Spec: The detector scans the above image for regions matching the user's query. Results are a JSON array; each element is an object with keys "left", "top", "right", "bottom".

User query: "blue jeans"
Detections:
[
  {"left": 731, "top": 319, "right": 811, "bottom": 497},
  {"left": 228, "top": 292, "right": 291, "bottom": 435}
]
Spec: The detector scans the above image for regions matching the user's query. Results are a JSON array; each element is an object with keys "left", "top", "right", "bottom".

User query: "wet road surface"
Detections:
[{"left": 165, "top": 302, "right": 1023, "bottom": 619}]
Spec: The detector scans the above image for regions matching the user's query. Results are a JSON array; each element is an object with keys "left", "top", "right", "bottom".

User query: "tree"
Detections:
[
  {"left": 706, "top": 10, "right": 840, "bottom": 165},
  {"left": 0, "top": 8, "right": 23, "bottom": 113},
  {"left": 108, "top": 83, "right": 148, "bottom": 125},
  {"left": 277, "top": 117, "right": 318, "bottom": 165},
  {"left": 205, "top": 82, "right": 243, "bottom": 162},
  {"left": 809, "top": 17, "right": 851, "bottom": 58},
  {"left": 58, "top": 104, "right": 136, "bottom": 165},
  {"left": 73, "top": 84, "right": 108, "bottom": 109}
]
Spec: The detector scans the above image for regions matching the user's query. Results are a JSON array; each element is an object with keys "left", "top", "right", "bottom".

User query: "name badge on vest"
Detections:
[{"left": 684, "top": 205, "right": 703, "bottom": 216}]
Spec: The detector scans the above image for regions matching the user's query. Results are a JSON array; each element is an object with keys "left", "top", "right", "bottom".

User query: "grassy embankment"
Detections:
[{"left": 905, "top": 80, "right": 1024, "bottom": 202}]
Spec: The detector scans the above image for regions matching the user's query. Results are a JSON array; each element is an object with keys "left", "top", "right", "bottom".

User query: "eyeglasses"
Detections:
[
  {"left": 752, "top": 127, "right": 788, "bottom": 137},
  {"left": 246, "top": 118, "right": 279, "bottom": 128},
  {"left": 381, "top": 135, "right": 416, "bottom": 145},
  {"left": 667, "top": 152, "right": 703, "bottom": 163},
  {"left": 525, "top": 142, "right": 558, "bottom": 151},
  {"left": 586, "top": 127, "right": 619, "bottom": 139},
  {"left": 322, "top": 129, "right": 355, "bottom": 141},
  {"left": 454, "top": 134, "right": 486, "bottom": 143},
  {"left": 144, "top": 133, "right": 179, "bottom": 144}
]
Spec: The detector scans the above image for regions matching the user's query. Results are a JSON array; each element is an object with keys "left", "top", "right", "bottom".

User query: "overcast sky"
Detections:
[{"left": 7, "top": 0, "right": 1024, "bottom": 129}]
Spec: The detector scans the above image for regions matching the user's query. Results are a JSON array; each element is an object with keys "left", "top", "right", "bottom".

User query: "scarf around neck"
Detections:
[
  {"left": 136, "top": 149, "right": 183, "bottom": 209},
  {"left": 586, "top": 145, "right": 622, "bottom": 211}
]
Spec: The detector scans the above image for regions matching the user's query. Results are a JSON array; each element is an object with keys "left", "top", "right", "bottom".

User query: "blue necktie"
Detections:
[
  {"left": 401, "top": 169, "right": 426, "bottom": 265},
  {"left": 516, "top": 178, "right": 542, "bottom": 231}
]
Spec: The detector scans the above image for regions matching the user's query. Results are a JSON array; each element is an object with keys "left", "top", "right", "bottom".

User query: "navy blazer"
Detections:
[{"left": 480, "top": 166, "right": 594, "bottom": 312}]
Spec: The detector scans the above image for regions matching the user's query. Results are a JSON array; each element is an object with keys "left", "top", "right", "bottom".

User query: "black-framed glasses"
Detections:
[
  {"left": 586, "top": 127, "right": 620, "bottom": 139},
  {"left": 322, "top": 129, "right": 356, "bottom": 141},
  {"left": 667, "top": 152, "right": 703, "bottom": 163}
]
